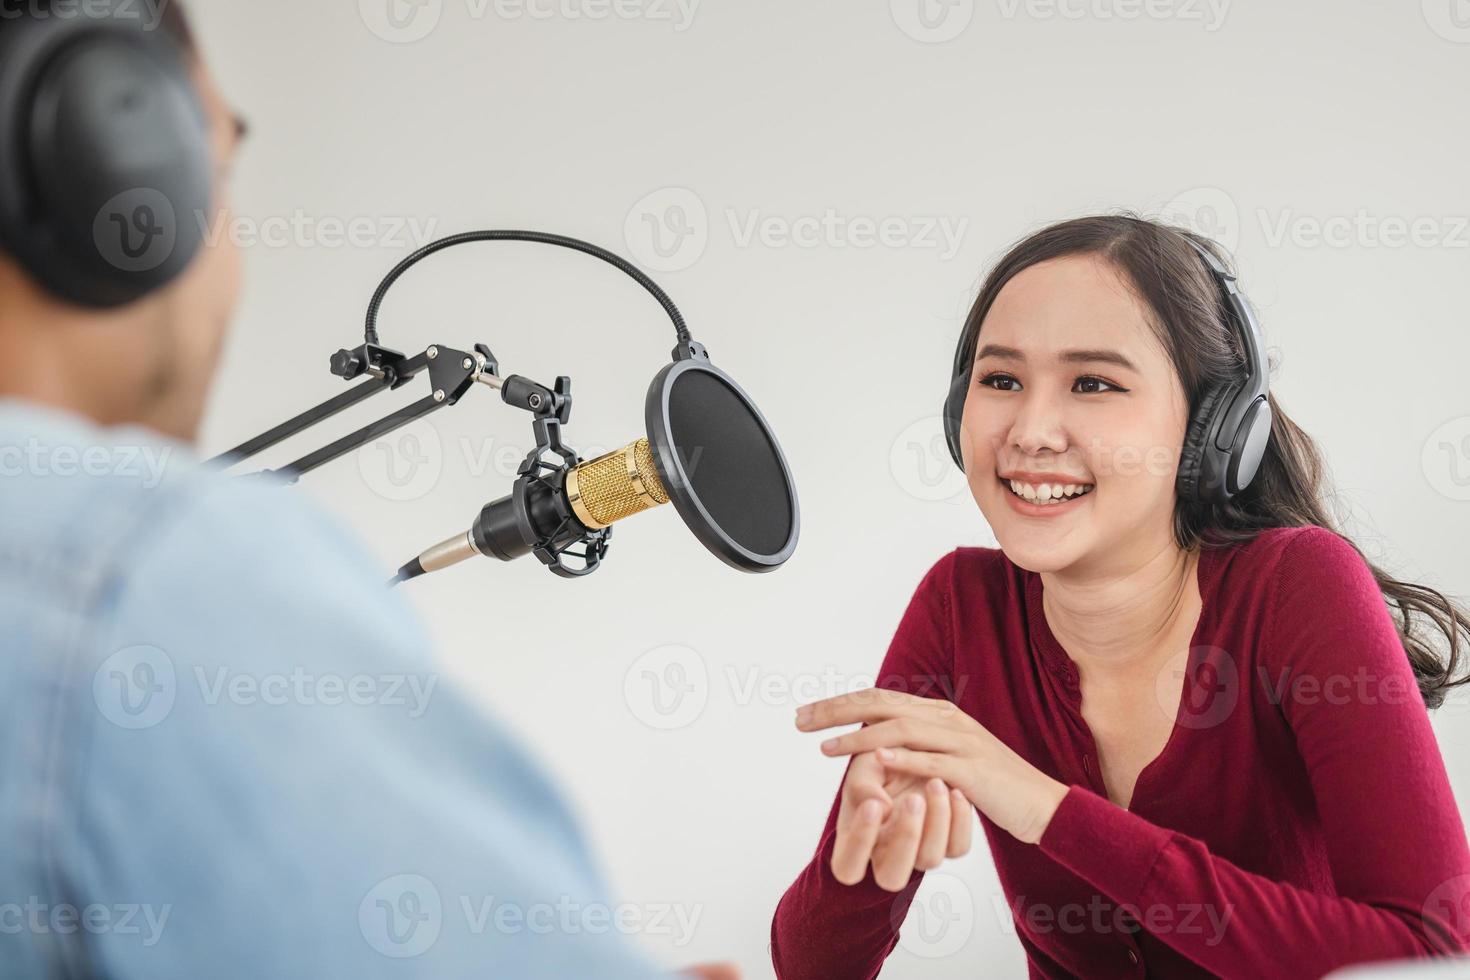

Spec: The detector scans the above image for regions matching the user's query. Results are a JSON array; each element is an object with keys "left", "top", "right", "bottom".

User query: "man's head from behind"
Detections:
[{"left": 0, "top": 1, "right": 245, "bottom": 443}]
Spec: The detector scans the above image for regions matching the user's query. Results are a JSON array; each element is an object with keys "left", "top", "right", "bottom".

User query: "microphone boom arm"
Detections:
[
  {"left": 213, "top": 341, "right": 514, "bottom": 483},
  {"left": 210, "top": 339, "right": 611, "bottom": 579}
]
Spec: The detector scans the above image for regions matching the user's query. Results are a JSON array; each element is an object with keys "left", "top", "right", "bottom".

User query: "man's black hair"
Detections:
[{"left": 160, "top": 1, "right": 196, "bottom": 55}]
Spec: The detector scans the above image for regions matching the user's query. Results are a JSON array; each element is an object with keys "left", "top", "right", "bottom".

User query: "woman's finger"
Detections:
[
  {"left": 914, "top": 779, "right": 952, "bottom": 871},
  {"left": 841, "top": 751, "right": 891, "bottom": 805},
  {"left": 820, "top": 718, "right": 961, "bottom": 759},
  {"left": 830, "top": 797, "right": 884, "bottom": 885},
  {"left": 947, "top": 788, "right": 974, "bottom": 858},
  {"left": 797, "top": 689, "right": 961, "bottom": 733},
  {"left": 875, "top": 746, "right": 966, "bottom": 790},
  {"left": 871, "top": 792, "right": 926, "bottom": 891}
]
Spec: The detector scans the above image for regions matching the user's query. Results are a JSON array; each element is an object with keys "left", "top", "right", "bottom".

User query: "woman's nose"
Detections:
[{"left": 1007, "top": 390, "right": 1069, "bottom": 456}]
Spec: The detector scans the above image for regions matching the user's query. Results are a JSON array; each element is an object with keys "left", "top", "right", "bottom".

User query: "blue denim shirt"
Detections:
[{"left": 0, "top": 399, "right": 674, "bottom": 979}]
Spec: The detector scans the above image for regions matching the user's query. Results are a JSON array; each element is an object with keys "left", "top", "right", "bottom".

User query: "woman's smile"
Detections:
[{"left": 997, "top": 470, "right": 1095, "bottom": 517}]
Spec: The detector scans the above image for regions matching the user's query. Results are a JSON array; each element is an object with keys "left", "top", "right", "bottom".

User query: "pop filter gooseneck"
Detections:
[{"left": 361, "top": 229, "right": 691, "bottom": 348}]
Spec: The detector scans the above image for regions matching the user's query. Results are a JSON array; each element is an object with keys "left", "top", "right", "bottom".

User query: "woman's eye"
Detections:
[
  {"left": 1073, "top": 376, "right": 1124, "bottom": 394},
  {"left": 976, "top": 372, "right": 1020, "bottom": 391}
]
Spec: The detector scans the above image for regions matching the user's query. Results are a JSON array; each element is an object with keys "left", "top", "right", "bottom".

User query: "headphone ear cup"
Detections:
[
  {"left": 3, "top": 26, "right": 211, "bottom": 309},
  {"left": 943, "top": 372, "right": 968, "bottom": 472},
  {"left": 1225, "top": 394, "right": 1272, "bottom": 496},
  {"left": 1177, "top": 383, "right": 1233, "bottom": 504}
]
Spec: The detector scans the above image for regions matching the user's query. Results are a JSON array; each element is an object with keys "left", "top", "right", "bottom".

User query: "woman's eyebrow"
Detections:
[{"left": 975, "top": 344, "right": 1138, "bottom": 372}]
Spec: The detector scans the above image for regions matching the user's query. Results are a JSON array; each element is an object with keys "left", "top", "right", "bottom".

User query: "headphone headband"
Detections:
[{"left": 1181, "top": 237, "right": 1272, "bottom": 449}]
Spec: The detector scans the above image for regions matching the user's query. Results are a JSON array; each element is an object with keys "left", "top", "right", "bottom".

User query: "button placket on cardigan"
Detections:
[{"left": 1023, "top": 546, "right": 1224, "bottom": 812}]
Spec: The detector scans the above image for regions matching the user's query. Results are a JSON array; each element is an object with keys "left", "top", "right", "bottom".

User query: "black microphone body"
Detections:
[{"left": 472, "top": 472, "right": 585, "bottom": 563}]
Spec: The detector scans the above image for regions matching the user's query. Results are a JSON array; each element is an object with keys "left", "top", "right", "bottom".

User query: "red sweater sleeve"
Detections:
[
  {"left": 770, "top": 551, "right": 956, "bottom": 980},
  {"left": 1036, "top": 526, "right": 1470, "bottom": 977}
]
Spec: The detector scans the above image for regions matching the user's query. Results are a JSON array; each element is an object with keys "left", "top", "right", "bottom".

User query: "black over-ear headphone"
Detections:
[
  {"left": 941, "top": 235, "right": 1273, "bottom": 505},
  {"left": 0, "top": 2, "right": 212, "bottom": 308}
]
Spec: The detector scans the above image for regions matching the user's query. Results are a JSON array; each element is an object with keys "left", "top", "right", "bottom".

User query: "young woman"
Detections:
[{"left": 770, "top": 215, "right": 1470, "bottom": 979}]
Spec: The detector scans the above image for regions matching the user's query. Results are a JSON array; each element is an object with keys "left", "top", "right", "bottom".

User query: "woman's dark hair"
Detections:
[{"left": 956, "top": 213, "right": 1470, "bottom": 709}]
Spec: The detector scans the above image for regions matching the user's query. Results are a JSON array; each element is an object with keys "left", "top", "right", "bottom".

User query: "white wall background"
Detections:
[{"left": 189, "top": 1, "right": 1470, "bottom": 975}]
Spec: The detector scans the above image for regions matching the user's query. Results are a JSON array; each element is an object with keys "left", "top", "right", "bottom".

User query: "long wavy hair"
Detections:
[{"left": 954, "top": 213, "right": 1469, "bottom": 710}]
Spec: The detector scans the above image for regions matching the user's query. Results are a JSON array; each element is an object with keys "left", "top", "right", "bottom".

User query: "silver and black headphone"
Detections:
[
  {"left": 0, "top": 1, "right": 211, "bottom": 308},
  {"left": 941, "top": 235, "right": 1273, "bottom": 505}
]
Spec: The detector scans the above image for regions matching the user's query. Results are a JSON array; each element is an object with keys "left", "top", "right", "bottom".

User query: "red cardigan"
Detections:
[{"left": 771, "top": 525, "right": 1470, "bottom": 978}]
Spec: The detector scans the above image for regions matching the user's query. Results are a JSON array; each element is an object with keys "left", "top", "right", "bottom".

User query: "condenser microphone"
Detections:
[
  {"left": 399, "top": 437, "right": 668, "bottom": 579},
  {"left": 392, "top": 342, "right": 800, "bottom": 583}
]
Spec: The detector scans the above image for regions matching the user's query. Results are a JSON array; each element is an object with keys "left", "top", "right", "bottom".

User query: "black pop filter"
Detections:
[{"left": 645, "top": 351, "right": 800, "bottom": 572}]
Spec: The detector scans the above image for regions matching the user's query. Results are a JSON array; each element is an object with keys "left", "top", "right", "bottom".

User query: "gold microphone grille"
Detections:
[{"left": 568, "top": 438, "right": 670, "bottom": 529}]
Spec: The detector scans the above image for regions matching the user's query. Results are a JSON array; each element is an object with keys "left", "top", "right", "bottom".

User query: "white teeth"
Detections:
[{"left": 1005, "top": 478, "right": 1094, "bottom": 504}]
